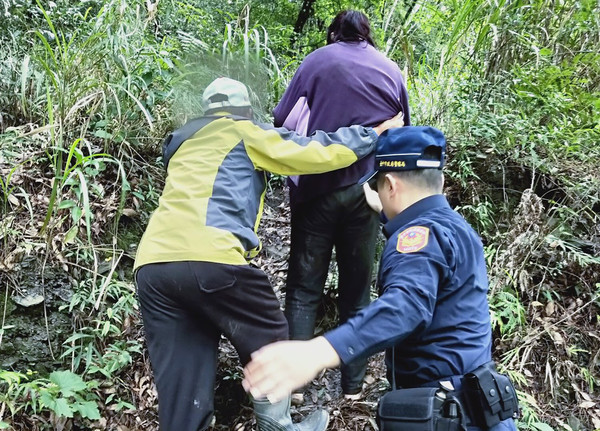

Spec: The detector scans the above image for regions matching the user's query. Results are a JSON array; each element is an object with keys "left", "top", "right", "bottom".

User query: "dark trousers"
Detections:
[
  {"left": 284, "top": 183, "right": 379, "bottom": 394},
  {"left": 136, "top": 261, "right": 288, "bottom": 431}
]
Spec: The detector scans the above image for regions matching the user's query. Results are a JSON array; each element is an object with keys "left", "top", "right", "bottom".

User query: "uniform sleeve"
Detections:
[
  {"left": 323, "top": 232, "right": 447, "bottom": 364},
  {"left": 241, "top": 121, "right": 377, "bottom": 176}
]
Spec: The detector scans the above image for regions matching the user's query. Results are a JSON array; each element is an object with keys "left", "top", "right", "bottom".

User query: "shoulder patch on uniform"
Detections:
[{"left": 396, "top": 226, "right": 429, "bottom": 253}]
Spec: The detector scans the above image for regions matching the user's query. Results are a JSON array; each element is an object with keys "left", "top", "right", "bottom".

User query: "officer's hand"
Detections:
[
  {"left": 242, "top": 337, "right": 340, "bottom": 403},
  {"left": 363, "top": 182, "right": 383, "bottom": 213},
  {"left": 373, "top": 112, "right": 404, "bottom": 136}
]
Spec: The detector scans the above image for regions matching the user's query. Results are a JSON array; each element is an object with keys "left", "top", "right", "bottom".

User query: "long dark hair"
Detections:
[{"left": 327, "top": 10, "right": 375, "bottom": 47}]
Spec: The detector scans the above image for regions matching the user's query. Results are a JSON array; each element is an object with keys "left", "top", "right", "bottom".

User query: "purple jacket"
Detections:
[{"left": 274, "top": 41, "right": 410, "bottom": 206}]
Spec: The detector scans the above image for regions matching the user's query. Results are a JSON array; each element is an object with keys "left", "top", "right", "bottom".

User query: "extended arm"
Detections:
[
  {"left": 243, "top": 114, "right": 403, "bottom": 176},
  {"left": 242, "top": 236, "right": 443, "bottom": 400}
]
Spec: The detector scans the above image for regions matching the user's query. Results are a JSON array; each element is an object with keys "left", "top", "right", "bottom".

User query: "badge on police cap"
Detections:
[{"left": 396, "top": 226, "right": 429, "bottom": 253}]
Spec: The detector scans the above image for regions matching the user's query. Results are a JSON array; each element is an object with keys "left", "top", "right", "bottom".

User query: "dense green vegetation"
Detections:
[{"left": 0, "top": 0, "right": 599, "bottom": 429}]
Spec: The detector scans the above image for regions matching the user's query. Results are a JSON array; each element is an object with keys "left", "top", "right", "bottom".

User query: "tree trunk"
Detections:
[{"left": 291, "top": 0, "right": 316, "bottom": 45}]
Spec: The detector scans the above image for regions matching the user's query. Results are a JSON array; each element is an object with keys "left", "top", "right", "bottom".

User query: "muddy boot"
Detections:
[{"left": 253, "top": 394, "right": 329, "bottom": 431}]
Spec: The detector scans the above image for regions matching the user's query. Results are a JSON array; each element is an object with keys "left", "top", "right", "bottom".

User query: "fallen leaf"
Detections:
[
  {"left": 122, "top": 208, "right": 138, "bottom": 217},
  {"left": 8, "top": 194, "right": 19, "bottom": 206}
]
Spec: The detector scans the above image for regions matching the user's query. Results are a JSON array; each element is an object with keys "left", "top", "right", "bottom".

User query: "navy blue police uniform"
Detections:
[{"left": 323, "top": 127, "right": 518, "bottom": 430}]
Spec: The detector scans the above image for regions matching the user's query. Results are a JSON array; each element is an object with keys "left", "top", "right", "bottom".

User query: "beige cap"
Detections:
[{"left": 201, "top": 77, "right": 251, "bottom": 111}]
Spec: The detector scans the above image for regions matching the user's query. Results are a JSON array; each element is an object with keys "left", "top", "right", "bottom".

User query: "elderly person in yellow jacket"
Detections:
[{"left": 134, "top": 77, "right": 403, "bottom": 431}]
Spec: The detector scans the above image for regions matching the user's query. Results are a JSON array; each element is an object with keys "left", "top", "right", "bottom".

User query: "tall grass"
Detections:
[
  {"left": 379, "top": 1, "right": 600, "bottom": 429},
  {"left": 167, "top": 3, "right": 283, "bottom": 125},
  {"left": 0, "top": 0, "right": 173, "bottom": 427}
]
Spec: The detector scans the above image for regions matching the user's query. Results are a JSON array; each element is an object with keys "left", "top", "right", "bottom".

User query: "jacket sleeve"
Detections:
[{"left": 241, "top": 120, "right": 377, "bottom": 176}]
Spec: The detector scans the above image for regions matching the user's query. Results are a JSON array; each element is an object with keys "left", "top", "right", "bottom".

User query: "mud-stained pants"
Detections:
[{"left": 284, "top": 183, "right": 379, "bottom": 395}]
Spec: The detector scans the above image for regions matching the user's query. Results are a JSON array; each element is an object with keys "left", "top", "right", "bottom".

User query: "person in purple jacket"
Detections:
[{"left": 274, "top": 10, "right": 411, "bottom": 399}]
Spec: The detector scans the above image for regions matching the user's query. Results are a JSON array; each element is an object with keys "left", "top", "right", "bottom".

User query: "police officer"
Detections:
[
  {"left": 134, "top": 77, "right": 404, "bottom": 431},
  {"left": 242, "top": 126, "right": 518, "bottom": 431}
]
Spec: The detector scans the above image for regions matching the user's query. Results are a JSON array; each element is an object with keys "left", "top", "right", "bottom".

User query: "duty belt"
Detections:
[{"left": 415, "top": 361, "right": 521, "bottom": 429}]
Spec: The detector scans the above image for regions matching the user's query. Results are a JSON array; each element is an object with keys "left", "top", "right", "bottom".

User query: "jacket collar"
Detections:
[{"left": 383, "top": 194, "right": 450, "bottom": 238}]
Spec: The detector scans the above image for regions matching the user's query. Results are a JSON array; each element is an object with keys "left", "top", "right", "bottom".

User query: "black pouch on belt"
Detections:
[
  {"left": 462, "top": 362, "right": 520, "bottom": 428},
  {"left": 376, "top": 386, "right": 467, "bottom": 431}
]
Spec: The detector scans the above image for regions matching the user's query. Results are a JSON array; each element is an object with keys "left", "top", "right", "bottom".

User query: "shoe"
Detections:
[{"left": 253, "top": 394, "right": 329, "bottom": 431}]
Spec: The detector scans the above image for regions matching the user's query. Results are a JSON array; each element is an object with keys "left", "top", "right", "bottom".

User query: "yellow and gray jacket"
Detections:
[{"left": 134, "top": 114, "right": 378, "bottom": 269}]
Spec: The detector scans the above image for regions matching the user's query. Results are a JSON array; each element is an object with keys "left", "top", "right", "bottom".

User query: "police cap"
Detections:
[{"left": 360, "top": 126, "right": 446, "bottom": 184}]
